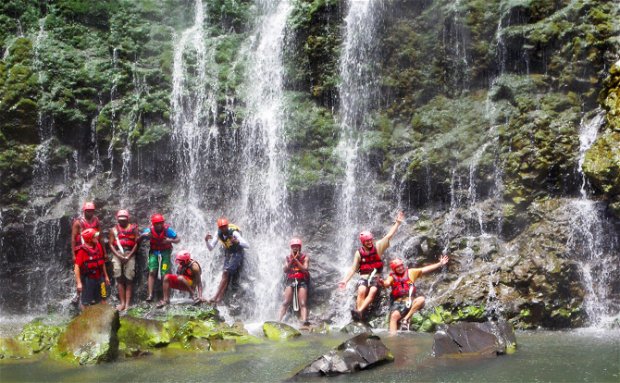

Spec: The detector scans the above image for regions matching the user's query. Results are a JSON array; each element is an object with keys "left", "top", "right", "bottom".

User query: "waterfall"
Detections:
[
  {"left": 168, "top": 0, "right": 220, "bottom": 303},
  {"left": 332, "top": 0, "right": 383, "bottom": 323},
  {"left": 568, "top": 111, "right": 619, "bottom": 327},
  {"left": 238, "top": 0, "right": 293, "bottom": 320}
]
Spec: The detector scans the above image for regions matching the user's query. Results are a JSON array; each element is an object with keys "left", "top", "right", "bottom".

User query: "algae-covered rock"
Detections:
[
  {"left": 262, "top": 321, "right": 301, "bottom": 341},
  {"left": 52, "top": 304, "right": 120, "bottom": 365},
  {"left": 17, "top": 320, "right": 64, "bottom": 353},
  {"left": 0, "top": 337, "right": 30, "bottom": 359},
  {"left": 583, "top": 130, "right": 620, "bottom": 196},
  {"left": 118, "top": 316, "right": 172, "bottom": 349}
]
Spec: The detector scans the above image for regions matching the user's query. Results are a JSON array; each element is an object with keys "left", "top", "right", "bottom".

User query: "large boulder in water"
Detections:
[
  {"left": 263, "top": 321, "right": 301, "bottom": 341},
  {"left": 432, "top": 321, "right": 517, "bottom": 358},
  {"left": 340, "top": 321, "right": 374, "bottom": 335},
  {"left": 291, "top": 332, "right": 393, "bottom": 378},
  {"left": 118, "top": 316, "right": 172, "bottom": 351},
  {"left": 52, "top": 304, "right": 120, "bottom": 365}
]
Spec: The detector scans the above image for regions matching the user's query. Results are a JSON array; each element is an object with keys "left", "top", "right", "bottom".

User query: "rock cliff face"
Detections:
[{"left": 0, "top": 0, "right": 618, "bottom": 328}]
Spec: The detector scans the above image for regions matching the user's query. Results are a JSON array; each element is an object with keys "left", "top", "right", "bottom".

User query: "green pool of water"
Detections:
[{"left": 1, "top": 329, "right": 618, "bottom": 382}]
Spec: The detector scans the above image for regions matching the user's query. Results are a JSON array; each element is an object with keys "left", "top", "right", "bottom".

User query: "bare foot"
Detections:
[
  {"left": 116, "top": 304, "right": 125, "bottom": 311},
  {"left": 156, "top": 300, "right": 169, "bottom": 309}
]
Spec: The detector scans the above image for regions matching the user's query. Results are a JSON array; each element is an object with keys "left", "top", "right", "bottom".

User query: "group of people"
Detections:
[
  {"left": 72, "top": 203, "right": 449, "bottom": 334},
  {"left": 71, "top": 202, "right": 247, "bottom": 311}
]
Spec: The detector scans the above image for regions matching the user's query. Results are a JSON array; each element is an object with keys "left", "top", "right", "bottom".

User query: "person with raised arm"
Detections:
[{"left": 338, "top": 211, "right": 405, "bottom": 321}]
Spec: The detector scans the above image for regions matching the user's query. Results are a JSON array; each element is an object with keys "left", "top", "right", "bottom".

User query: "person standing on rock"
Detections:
[
  {"left": 205, "top": 217, "right": 249, "bottom": 304},
  {"left": 70, "top": 201, "right": 105, "bottom": 303},
  {"left": 141, "top": 213, "right": 180, "bottom": 302},
  {"left": 278, "top": 237, "right": 310, "bottom": 325},
  {"left": 380, "top": 255, "right": 449, "bottom": 335},
  {"left": 157, "top": 250, "right": 205, "bottom": 308},
  {"left": 338, "top": 211, "right": 405, "bottom": 321},
  {"left": 74, "top": 228, "right": 110, "bottom": 309},
  {"left": 108, "top": 209, "right": 140, "bottom": 311}
]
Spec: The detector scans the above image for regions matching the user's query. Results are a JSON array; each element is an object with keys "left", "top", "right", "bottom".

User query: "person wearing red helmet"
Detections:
[
  {"left": 205, "top": 217, "right": 249, "bottom": 304},
  {"left": 71, "top": 201, "right": 105, "bottom": 261},
  {"left": 140, "top": 213, "right": 180, "bottom": 302},
  {"left": 74, "top": 228, "right": 110, "bottom": 309},
  {"left": 278, "top": 237, "right": 310, "bottom": 324},
  {"left": 157, "top": 250, "right": 205, "bottom": 308},
  {"left": 338, "top": 211, "right": 405, "bottom": 321},
  {"left": 379, "top": 254, "right": 449, "bottom": 335},
  {"left": 70, "top": 201, "right": 106, "bottom": 304},
  {"left": 108, "top": 209, "right": 140, "bottom": 311}
]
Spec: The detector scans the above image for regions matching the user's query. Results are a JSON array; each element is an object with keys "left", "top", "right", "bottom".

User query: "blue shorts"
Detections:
[{"left": 223, "top": 252, "right": 244, "bottom": 275}]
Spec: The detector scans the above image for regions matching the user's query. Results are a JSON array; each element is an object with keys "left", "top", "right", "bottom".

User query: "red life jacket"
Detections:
[
  {"left": 74, "top": 216, "right": 100, "bottom": 244},
  {"left": 113, "top": 224, "right": 137, "bottom": 249},
  {"left": 150, "top": 225, "right": 172, "bottom": 251},
  {"left": 178, "top": 261, "right": 200, "bottom": 284},
  {"left": 286, "top": 253, "right": 308, "bottom": 280},
  {"left": 358, "top": 245, "right": 382, "bottom": 275},
  {"left": 390, "top": 271, "right": 416, "bottom": 300},
  {"left": 77, "top": 243, "right": 105, "bottom": 278}
]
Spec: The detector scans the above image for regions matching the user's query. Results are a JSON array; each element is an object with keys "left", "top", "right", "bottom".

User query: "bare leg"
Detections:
[
  {"left": 116, "top": 280, "right": 126, "bottom": 310},
  {"left": 402, "top": 296, "right": 425, "bottom": 323},
  {"left": 298, "top": 287, "right": 308, "bottom": 323},
  {"left": 358, "top": 286, "right": 379, "bottom": 312},
  {"left": 210, "top": 272, "right": 229, "bottom": 303},
  {"left": 389, "top": 310, "right": 402, "bottom": 335},
  {"left": 356, "top": 284, "right": 368, "bottom": 310},
  {"left": 147, "top": 271, "right": 156, "bottom": 301},
  {"left": 125, "top": 281, "right": 133, "bottom": 309},
  {"left": 161, "top": 275, "right": 171, "bottom": 303},
  {"left": 278, "top": 286, "right": 293, "bottom": 321}
]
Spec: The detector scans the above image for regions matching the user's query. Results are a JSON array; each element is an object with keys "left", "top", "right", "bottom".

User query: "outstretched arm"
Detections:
[
  {"left": 420, "top": 255, "right": 449, "bottom": 275},
  {"left": 382, "top": 211, "right": 405, "bottom": 242},
  {"left": 338, "top": 254, "right": 360, "bottom": 289}
]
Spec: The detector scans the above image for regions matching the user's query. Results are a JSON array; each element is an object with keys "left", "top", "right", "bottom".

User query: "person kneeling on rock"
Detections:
[
  {"left": 380, "top": 254, "right": 449, "bottom": 335},
  {"left": 157, "top": 250, "right": 205, "bottom": 308}
]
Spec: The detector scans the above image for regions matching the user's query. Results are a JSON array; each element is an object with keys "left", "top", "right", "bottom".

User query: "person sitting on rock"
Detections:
[
  {"left": 278, "top": 237, "right": 310, "bottom": 325},
  {"left": 108, "top": 209, "right": 140, "bottom": 311},
  {"left": 338, "top": 211, "right": 404, "bottom": 321},
  {"left": 157, "top": 250, "right": 205, "bottom": 308},
  {"left": 380, "top": 254, "right": 449, "bottom": 335},
  {"left": 205, "top": 217, "right": 249, "bottom": 304},
  {"left": 74, "top": 228, "right": 110, "bottom": 309}
]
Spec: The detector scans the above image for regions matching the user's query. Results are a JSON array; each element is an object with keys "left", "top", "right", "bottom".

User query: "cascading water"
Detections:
[
  {"left": 333, "top": 0, "right": 384, "bottom": 323},
  {"left": 567, "top": 111, "right": 619, "bottom": 327},
  {"left": 168, "top": 0, "right": 220, "bottom": 302},
  {"left": 237, "top": 0, "right": 293, "bottom": 320}
]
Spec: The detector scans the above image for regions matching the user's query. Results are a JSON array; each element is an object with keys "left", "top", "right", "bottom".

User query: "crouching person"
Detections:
[
  {"left": 381, "top": 254, "right": 449, "bottom": 335},
  {"left": 157, "top": 250, "right": 205, "bottom": 308},
  {"left": 74, "top": 228, "right": 110, "bottom": 310}
]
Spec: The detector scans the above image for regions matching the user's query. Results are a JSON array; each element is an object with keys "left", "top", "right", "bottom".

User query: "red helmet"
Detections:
[
  {"left": 151, "top": 213, "right": 165, "bottom": 224},
  {"left": 82, "top": 202, "right": 95, "bottom": 211},
  {"left": 217, "top": 217, "right": 229, "bottom": 228},
  {"left": 175, "top": 250, "right": 191, "bottom": 264},
  {"left": 359, "top": 231, "right": 374, "bottom": 244},
  {"left": 390, "top": 258, "right": 405, "bottom": 272},
  {"left": 116, "top": 209, "right": 130, "bottom": 219},
  {"left": 81, "top": 228, "right": 99, "bottom": 243},
  {"left": 289, "top": 237, "right": 302, "bottom": 248}
]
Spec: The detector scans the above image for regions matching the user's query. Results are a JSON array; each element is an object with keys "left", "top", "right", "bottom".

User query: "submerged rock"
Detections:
[
  {"left": 52, "top": 304, "right": 120, "bottom": 365},
  {"left": 262, "top": 321, "right": 301, "bottom": 341},
  {"left": 340, "top": 321, "right": 374, "bottom": 335},
  {"left": 291, "top": 332, "right": 393, "bottom": 378},
  {"left": 432, "top": 321, "right": 517, "bottom": 358}
]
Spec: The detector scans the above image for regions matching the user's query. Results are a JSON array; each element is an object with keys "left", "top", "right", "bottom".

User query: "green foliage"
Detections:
[{"left": 17, "top": 321, "right": 64, "bottom": 354}]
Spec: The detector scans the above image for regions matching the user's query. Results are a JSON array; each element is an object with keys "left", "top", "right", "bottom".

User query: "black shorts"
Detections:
[
  {"left": 286, "top": 278, "right": 308, "bottom": 289},
  {"left": 223, "top": 252, "right": 244, "bottom": 276},
  {"left": 357, "top": 275, "right": 381, "bottom": 288},
  {"left": 390, "top": 300, "right": 410, "bottom": 317},
  {"left": 81, "top": 276, "right": 107, "bottom": 306}
]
